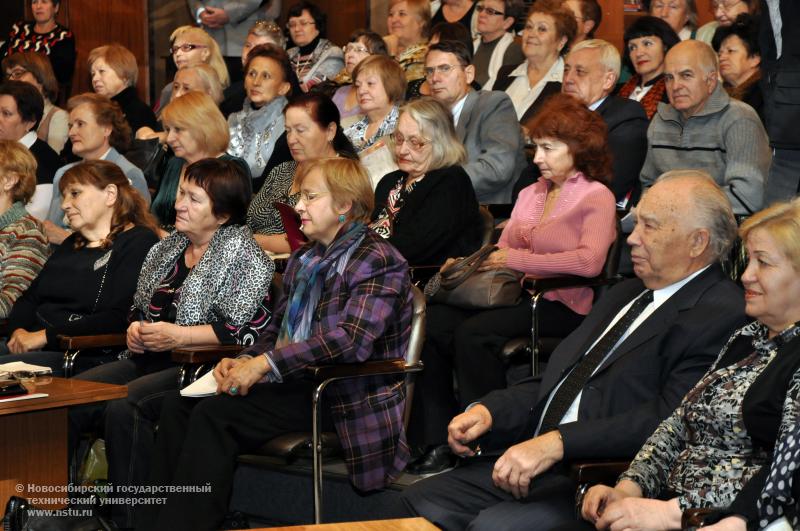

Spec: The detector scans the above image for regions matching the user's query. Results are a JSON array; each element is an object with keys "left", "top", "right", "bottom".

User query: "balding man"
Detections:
[
  {"left": 401, "top": 171, "right": 748, "bottom": 531},
  {"left": 562, "top": 39, "right": 649, "bottom": 205},
  {"left": 639, "top": 40, "right": 770, "bottom": 216}
]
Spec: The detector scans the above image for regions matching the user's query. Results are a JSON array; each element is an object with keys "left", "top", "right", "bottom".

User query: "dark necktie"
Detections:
[{"left": 538, "top": 290, "right": 654, "bottom": 435}]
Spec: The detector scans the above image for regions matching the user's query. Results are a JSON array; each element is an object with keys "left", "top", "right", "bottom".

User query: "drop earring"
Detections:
[{"left": 338, "top": 214, "right": 346, "bottom": 223}]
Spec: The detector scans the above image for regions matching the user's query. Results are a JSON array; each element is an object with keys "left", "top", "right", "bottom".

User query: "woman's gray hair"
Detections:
[
  {"left": 398, "top": 97, "right": 466, "bottom": 171},
  {"left": 656, "top": 169, "right": 737, "bottom": 260}
]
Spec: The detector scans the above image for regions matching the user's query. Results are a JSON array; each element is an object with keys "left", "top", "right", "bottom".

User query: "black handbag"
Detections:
[
  {"left": 124, "top": 138, "right": 170, "bottom": 192},
  {"left": 424, "top": 244, "right": 523, "bottom": 309}
]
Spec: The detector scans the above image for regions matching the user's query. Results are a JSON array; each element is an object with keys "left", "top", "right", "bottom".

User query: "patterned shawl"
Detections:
[
  {"left": 133, "top": 224, "right": 274, "bottom": 326},
  {"left": 618, "top": 74, "right": 667, "bottom": 120},
  {"left": 276, "top": 222, "right": 366, "bottom": 348}
]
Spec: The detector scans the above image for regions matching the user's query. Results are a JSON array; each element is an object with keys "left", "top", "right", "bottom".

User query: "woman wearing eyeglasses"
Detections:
[
  {"left": 371, "top": 97, "right": 481, "bottom": 267},
  {"left": 472, "top": 0, "right": 525, "bottom": 90},
  {"left": 0, "top": 0, "right": 75, "bottom": 88},
  {"left": 650, "top": 0, "right": 698, "bottom": 40},
  {"left": 88, "top": 44, "right": 159, "bottom": 135},
  {"left": 155, "top": 26, "right": 231, "bottom": 113},
  {"left": 696, "top": 0, "right": 758, "bottom": 44},
  {"left": 318, "top": 29, "right": 389, "bottom": 121},
  {"left": 492, "top": 3, "right": 576, "bottom": 124},
  {"left": 286, "top": 2, "right": 344, "bottom": 92}
]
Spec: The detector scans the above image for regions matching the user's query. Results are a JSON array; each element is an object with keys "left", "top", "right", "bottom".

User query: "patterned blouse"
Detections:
[
  {"left": 620, "top": 322, "right": 800, "bottom": 510},
  {"left": 135, "top": 254, "right": 271, "bottom": 346},
  {"left": 344, "top": 105, "right": 399, "bottom": 153},
  {"left": 369, "top": 173, "right": 420, "bottom": 238},
  {"left": 247, "top": 160, "right": 299, "bottom": 235}
]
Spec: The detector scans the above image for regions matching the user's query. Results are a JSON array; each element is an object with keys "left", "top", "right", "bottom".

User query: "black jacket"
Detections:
[
  {"left": 29, "top": 138, "right": 63, "bottom": 184},
  {"left": 595, "top": 95, "right": 649, "bottom": 204},
  {"left": 492, "top": 63, "right": 562, "bottom": 125},
  {"left": 372, "top": 165, "right": 483, "bottom": 266}
]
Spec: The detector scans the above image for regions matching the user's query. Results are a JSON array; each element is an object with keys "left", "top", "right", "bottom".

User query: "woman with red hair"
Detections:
[{"left": 408, "top": 93, "right": 617, "bottom": 474}]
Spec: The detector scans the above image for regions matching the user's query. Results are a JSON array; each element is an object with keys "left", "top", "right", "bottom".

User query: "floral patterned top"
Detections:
[
  {"left": 344, "top": 105, "right": 399, "bottom": 154},
  {"left": 620, "top": 321, "right": 800, "bottom": 510}
]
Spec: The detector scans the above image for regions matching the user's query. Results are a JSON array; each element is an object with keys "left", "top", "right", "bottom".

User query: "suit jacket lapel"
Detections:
[
  {"left": 456, "top": 90, "right": 477, "bottom": 140},
  {"left": 593, "top": 265, "right": 726, "bottom": 375}
]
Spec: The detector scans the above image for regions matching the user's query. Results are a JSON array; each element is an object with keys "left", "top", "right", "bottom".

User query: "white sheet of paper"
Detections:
[
  {"left": 0, "top": 393, "right": 48, "bottom": 403},
  {"left": 180, "top": 370, "right": 218, "bottom": 397},
  {"left": 0, "top": 361, "right": 53, "bottom": 375}
]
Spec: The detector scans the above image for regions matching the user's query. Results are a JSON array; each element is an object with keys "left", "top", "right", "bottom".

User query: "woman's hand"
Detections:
[
  {"left": 477, "top": 248, "right": 508, "bottom": 271},
  {"left": 595, "top": 497, "right": 682, "bottom": 531},
  {"left": 126, "top": 321, "right": 146, "bottom": 353},
  {"left": 138, "top": 322, "right": 187, "bottom": 352},
  {"left": 7, "top": 329, "right": 47, "bottom": 354},
  {"left": 215, "top": 355, "right": 269, "bottom": 396},
  {"left": 582, "top": 485, "right": 631, "bottom": 524},
  {"left": 42, "top": 220, "right": 71, "bottom": 245}
]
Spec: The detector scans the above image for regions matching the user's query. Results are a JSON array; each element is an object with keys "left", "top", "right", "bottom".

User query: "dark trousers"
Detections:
[
  {"left": 71, "top": 355, "right": 177, "bottom": 528},
  {"left": 408, "top": 298, "right": 583, "bottom": 449},
  {"left": 136, "top": 379, "right": 327, "bottom": 531},
  {"left": 400, "top": 458, "right": 577, "bottom": 531},
  {"left": 764, "top": 148, "right": 800, "bottom": 204}
]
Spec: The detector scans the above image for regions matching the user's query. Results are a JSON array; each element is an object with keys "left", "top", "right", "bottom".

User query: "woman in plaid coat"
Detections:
[{"left": 139, "top": 157, "right": 413, "bottom": 531}]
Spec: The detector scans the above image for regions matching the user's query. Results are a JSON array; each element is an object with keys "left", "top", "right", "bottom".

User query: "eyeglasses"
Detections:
[
  {"left": 6, "top": 67, "right": 28, "bottom": 80},
  {"left": 392, "top": 132, "right": 430, "bottom": 151},
  {"left": 299, "top": 190, "right": 328, "bottom": 203},
  {"left": 169, "top": 43, "right": 208, "bottom": 54},
  {"left": 423, "top": 64, "right": 464, "bottom": 78},
  {"left": 476, "top": 4, "right": 505, "bottom": 17},
  {"left": 287, "top": 20, "right": 316, "bottom": 30},
  {"left": 651, "top": 1, "right": 682, "bottom": 11},
  {"left": 711, "top": 0, "right": 743, "bottom": 10},
  {"left": 344, "top": 43, "right": 370, "bottom": 54}
]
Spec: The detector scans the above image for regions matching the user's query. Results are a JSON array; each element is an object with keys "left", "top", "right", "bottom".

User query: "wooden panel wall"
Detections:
[{"left": 25, "top": 0, "right": 150, "bottom": 103}]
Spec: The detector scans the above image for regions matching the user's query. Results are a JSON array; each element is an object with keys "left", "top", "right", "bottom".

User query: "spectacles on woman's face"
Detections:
[
  {"left": 6, "top": 67, "right": 28, "bottom": 81},
  {"left": 344, "top": 43, "right": 370, "bottom": 54},
  {"left": 169, "top": 43, "right": 208, "bottom": 55},
  {"left": 476, "top": 4, "right": 506, "bottom": 17},
  {"left": 392, "top": 132, "right": 430, "bottom": 150},
  {"left": 287, "top": 20, "right": 316, "bottom": 30}
]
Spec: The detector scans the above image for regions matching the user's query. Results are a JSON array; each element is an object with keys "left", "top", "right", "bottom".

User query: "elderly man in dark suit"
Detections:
[
  {"left": 401, "top": 170, "right": 748, "bottom": 531},
  {"left": 562, "top": 38, "right": 649, "bottom": 207},
  {"left": 425, "top": 40, "right": 526, "bottom": 206}
]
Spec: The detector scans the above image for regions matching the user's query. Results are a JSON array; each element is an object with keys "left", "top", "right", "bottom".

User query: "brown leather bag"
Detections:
[{"left": 424, "top": 244, "right": 523, "bottom": 309}]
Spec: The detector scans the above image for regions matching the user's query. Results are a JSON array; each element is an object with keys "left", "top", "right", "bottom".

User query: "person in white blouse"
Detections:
[{"left": 491, "top": 3, "right": 576, "bottom": 126}]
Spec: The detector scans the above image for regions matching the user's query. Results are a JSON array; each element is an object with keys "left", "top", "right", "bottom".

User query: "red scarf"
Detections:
[{"left": 618, "top": 74, "right": 667, "bottom": 120}]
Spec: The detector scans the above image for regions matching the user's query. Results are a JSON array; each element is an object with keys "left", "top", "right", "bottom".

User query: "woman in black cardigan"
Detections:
[
  {"left": 1, "top": 159, "right": 159, "bottom": 373},
  {"left": 370, "top": 97, "right": 482, "bottom": 267}
]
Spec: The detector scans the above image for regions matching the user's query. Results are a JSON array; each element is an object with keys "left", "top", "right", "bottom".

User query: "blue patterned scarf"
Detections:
[{"left": 276, "top": 222, "right": 366, "bottom": 348}]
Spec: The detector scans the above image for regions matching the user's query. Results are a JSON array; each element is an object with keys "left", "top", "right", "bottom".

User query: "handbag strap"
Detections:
[{"left": 440, "top": 244, "right": 497, "bottom": 290}]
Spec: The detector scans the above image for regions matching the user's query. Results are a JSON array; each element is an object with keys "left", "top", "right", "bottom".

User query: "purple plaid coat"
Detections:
[{"left": 242, "top": 230, "right": 413, "bottom": 491}]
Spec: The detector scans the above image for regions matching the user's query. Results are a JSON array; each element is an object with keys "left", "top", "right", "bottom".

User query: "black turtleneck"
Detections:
[{"left": 297, "top": 34, "right": 321, "bottom": 56}]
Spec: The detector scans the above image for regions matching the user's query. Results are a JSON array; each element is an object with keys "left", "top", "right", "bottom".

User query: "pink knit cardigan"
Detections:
[{"left": 498, "top": 172, "right": 617, "bottom": 315}]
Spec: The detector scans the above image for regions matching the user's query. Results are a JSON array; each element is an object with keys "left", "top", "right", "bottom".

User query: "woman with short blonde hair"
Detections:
[
  {"left": 88, "top": 43, "right": 158, "bottom": 133},
  {"left": 151, "top": 91, "right": 248, "bottom": 229}
]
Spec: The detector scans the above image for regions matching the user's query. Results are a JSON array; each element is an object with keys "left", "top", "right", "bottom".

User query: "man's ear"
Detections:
[
  {"left": 689, "top": 228, "right": 711, "bottom": 258},
  {"left": 464, "top": 64, "right": 476, "bottom": 85}
]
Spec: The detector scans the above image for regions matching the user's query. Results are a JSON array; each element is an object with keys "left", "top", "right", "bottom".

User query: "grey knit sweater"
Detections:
[{"left": 640, "top": 83, "right": 771, "bottom": 215}]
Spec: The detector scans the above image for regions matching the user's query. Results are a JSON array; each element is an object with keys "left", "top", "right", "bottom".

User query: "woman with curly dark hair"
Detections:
[{"left": 407, "top": 93, "right": 618, "bottom": 474}]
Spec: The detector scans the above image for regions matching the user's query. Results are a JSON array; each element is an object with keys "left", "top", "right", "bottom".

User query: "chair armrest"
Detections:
[
  {"left": 682, "top": 508, "right": 718, "bottom": 529},
  {"left": 569, "top": 460, "right": 630, "bottom": 486},
  {"left": 58, "top": 333, "right": 128, "bottom": 350},
  {"left": 305, "top": 359, "right": 423, "bottom": 381},
  {"left": 171, "top": 344, "right": 244, "bottom": 364},
  {"left": 525, "top": 275, "right": 622, "bottom": 293}
]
